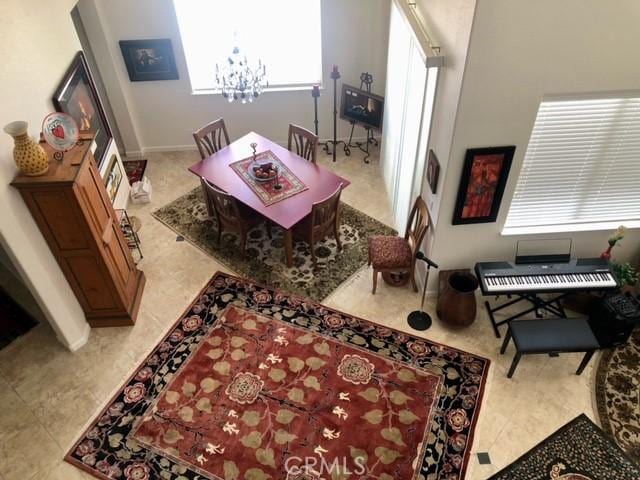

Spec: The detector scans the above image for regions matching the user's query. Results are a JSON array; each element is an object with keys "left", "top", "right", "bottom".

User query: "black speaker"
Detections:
[{"left": 588, "top": 293, "right": 640, "bottom": 348}]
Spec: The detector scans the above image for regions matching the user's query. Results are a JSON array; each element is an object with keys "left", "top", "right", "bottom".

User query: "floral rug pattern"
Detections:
[
  {"left": 66, "top": 272, "right": 490, "bottom": 480},
  {"left": 489, "top": 414, "right": 640, "bottom": 480},
  {"left": 152, "top": 188, "right": 396, "bottom": 301},
  {"left": 595, "top": 329, "right": 640, "bottom": 462}
]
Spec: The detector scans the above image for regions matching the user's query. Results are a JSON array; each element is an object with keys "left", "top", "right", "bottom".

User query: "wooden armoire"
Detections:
[{"left": 11, "top": 138, "right": 145, "bottom": 327}]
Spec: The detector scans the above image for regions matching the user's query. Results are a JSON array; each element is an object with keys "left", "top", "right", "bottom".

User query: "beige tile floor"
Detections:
[{"left": 0, "top": 147, "right": 599, "bottom": 479}]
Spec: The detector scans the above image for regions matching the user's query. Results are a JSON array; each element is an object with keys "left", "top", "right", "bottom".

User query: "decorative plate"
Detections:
[
  {"left": 249, "top": 164, "right": 278, "bottom": 183},
  {"left": 42, "top": 112, "right": 79, "bottom": 152}
]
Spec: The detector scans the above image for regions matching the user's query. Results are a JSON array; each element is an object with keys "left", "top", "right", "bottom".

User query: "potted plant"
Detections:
[
  {"left": 612, "top": 262, "right": 639, "bottom": 294},
  {"left": 601, "top": 226, "right": 626, "bottom": 260}
]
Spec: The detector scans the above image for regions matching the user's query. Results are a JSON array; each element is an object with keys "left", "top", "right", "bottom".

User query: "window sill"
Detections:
[
  {"left": 502, "top": 221, "right": 640, "bottom": 236},
  {"left": 191, "top": 84, "right": 323, "bottom": 96}
]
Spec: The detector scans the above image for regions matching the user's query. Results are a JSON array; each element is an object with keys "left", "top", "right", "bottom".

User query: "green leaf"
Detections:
[
  {"left": 223, "top": 460, "right": 240, "bottom": 480},
  {"left": 288, "top": 357, "right": 305, "bottom": 373},
  {"left": 243, "top": 319, "right": 257, "bottom": 330},
  {"left": 397, "top": 369, "right": 416, "bottom": 382},
  {"left": 213, "top": 361, "right": 231, "bottom": 375},
  {"left": 296, "top": 333, "right": 314, "bottom": 345},
  {"left": 207, "top": 336, "right": 222, "bottom": 346},
  {"left": 288, "top": 388, "right": 305, "bottom": 403},
  {"left": 358, "top": 387, "right": 380, "bottom": 403},
  {"left": 230, "top": 336, "right": 248, "bottom": 348},
  {"left": 351, "top": 335, "right": 367, "bottom": 345},
  {"left": 163, "top": 429, "right": 184, "bottom": 444},
  {"left": 362, "top": 409, "right": 383, "bottom": 424},
  {"left": 381, "top": 427, "right": 406, "bottom": 447},
  {"left": 398, "top": 410, "right": 420, "bottom": 425},
  {"left": 206, "top": 348, "right": 224, "bottom": 360},
  {"left": 389, "top": 390, "right": 412, "bottom": 405},
  {"left": 275, "top": 409, "right": 296, "bottom": 424},
  {"left": 200, "top": 377, "right": 222, "bottom": 393},
  {"left": 374, "top": 446, "right": 402, "bottom": 465},
  {"left": 256, "top": 448, "right": 276, "bottom": 468},
  {"left": 178, "top": 406, "right": 193, "bottom": 422},
  {"left": 314, "top": 341, "right": 331, "bottom": 356},
  {"left": 303, "top": 375, "right": 321, "bottom": 391},
  {"left": 305, "top": 357, "right": 326, "bottom": 370},
  {"left": 274, "top": 429, "right": 297, "bottom": 444},
  {"left": 240, "top": 431, "right": 262, "bottom": 449},
  {"left": 165, "top": 391, "right": 180, "bottom": 404},
  {"left": 231, "top": 349, "right": 248, "bottom": 361},
  {"left": 241, "top": 410, "right": 261, "bottom": 427},
  {"left": 269, "top": 368, "right": 287, "bottom": 382},
  {"left": 349, "top": 446, "right": 368, "bottom": 464},
  {"left": 196, "top": 397, "right": 212, "bottom": 413},
  {"left": 371, "top": 338, "right": 386, "bottom": 348},
  {"left": 244, "top": 468, "right": 271, "bottom": 480},
  {"left": 182, "top": 382, "right": 196, "bottom": 397},
  {"left": 446, "top": 367, "right": 460, "bottom": 380},
  {"left": 108, "top": 433, "right": 123, "bottom": 448}
]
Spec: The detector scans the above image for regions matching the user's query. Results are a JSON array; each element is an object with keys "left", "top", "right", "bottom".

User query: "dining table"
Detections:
[{"left": 188, "top": 131, "right": 350, "bottom": 267}]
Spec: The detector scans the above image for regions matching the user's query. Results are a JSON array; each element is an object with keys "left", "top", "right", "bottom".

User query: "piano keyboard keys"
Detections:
[{"left": 483, "top": 271, "right": 617, "bottom": 292}]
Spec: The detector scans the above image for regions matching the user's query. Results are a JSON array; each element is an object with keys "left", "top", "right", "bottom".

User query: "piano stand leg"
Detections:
[{"left": 486, "top": 300, "right": 501, "bottom": 338}]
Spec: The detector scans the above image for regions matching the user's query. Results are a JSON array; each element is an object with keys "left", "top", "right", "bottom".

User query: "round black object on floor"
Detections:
[{"left": 407, "top": 310, "right": 432, "bottom": 331}]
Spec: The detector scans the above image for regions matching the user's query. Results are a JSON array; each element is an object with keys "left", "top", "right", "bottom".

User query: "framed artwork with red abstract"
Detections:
[{"left": 452, "top": 146, "right": 516, "bottom": 225}]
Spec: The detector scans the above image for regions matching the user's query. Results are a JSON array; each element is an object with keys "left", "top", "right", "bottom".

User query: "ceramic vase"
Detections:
[
  {"left": 3, "top": 121, "right": 48, "bottom": 176},
  {"left": 600, "top": 245, "right": 613, "bottom": 260}
]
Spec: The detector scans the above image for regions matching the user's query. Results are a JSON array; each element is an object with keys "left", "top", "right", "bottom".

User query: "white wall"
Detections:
[
  {"left": 0, "top": 0, "right": 91, "bottom": 350},
  {"left": 426, "top": 0, "right": 640, "bottom": 279},
  {"left": 81, "top": 0, "right": 390, "bottom": 155}
]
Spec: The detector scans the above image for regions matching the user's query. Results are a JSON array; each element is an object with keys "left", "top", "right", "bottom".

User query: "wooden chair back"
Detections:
[
  {"left": 193, "top": 118, "right": 230, "bottom": 159},
  {"left": 404, "top": 196, "right": 429, "bottom": 257},
  {"left": 311, "top": 183, "right": 343, "bottom": 238},
  {"left": 288, "top": 124, "right": 319, "bottom": 163},
  {"left": 201, "top": 178, "right": 242, "bottom": 227}
]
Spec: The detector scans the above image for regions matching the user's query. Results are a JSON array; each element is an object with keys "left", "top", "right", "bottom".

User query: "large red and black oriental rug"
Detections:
[{"left": 66, "top": 272, "right": 489, "bottom": 480}]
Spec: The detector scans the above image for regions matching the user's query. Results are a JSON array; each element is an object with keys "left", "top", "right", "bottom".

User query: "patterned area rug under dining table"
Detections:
[
  {"left": 66, "top": 272, "right": 490, "bottom": 480},
  {"left": 152, "top": 187, "right": 396, "bottom": 301}
]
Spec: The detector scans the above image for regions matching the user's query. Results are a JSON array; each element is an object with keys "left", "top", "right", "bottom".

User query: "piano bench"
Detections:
[{"left": 500, "top": 317, "right": 600, "bottom": 378}]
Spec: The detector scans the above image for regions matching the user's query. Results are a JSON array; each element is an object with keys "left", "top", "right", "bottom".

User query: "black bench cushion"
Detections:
[{"left": 510, "top": 318, "right": 600, "bottom": 352}]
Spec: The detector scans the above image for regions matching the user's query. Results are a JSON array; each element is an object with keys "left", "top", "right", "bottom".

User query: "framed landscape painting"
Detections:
[
  {"left": 452, "top": 146, "right": 516, "bottom": 225},
  {"left": 119, "top": 39, "right": 179, "bottom": 82},
  {"left": 53, "top": 51, "right": 112, "bottom": 167}
]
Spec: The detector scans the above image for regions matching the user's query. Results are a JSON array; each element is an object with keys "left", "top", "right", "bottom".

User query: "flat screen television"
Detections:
[{"left": 340, "top": 84, "right": 385, "bottom": 131}]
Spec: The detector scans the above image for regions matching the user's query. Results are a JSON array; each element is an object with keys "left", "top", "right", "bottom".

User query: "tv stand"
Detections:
[{"left": 347, "top": 72, "right": 379, "bottom": 164}]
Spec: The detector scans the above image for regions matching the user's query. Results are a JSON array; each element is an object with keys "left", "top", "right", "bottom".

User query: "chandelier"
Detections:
[{"left": 215, "top": 45, "right": 267, "bottom": 104}]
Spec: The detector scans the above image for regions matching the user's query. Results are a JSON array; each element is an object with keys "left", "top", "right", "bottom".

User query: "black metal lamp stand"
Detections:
[
  {"left": 322, "top": 65, "right": 350, "bottom": 162},
  {"left": 311, "top": 85, "right": 320, "bottom": 136},
  {"left": 407, "top": 252, "right": 439, "bottom": 331}
]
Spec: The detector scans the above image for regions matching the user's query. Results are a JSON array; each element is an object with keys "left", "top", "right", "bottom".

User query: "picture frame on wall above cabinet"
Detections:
[
  {"left": 119, "top": 39, "right": 179, "bottom": 82},
  {"left": 104, "top": 154, "right": 123, "bottom": 203},
  {"left": 426, "top": 149, "right": 440, "bottom": 194},
  {"left": 452, "top": 146, "right": 515, "bottom": 225},
  {"left": 53, "top": 51, "right": 113, "bottom": 168}
]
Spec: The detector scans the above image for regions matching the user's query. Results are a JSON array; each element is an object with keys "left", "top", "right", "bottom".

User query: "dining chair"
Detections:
[
  {"left": 293, "top": 184, "right": 343, "bottom": 267},
  {"left": 368, "top": 196, "right": 429, "bottom": 294},
  {"left": 288, "top": 124, "right": 319, "bottom": 163},
  {"left": 193, "top": 118, "right": 230, "bottom": 160},
  {"left": 200, "top": 178, "right": 267, "bottom": 257}
]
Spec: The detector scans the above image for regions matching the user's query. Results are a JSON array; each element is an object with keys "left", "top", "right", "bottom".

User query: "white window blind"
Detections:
[
  {"left": 503, "top": 95, "right": 640, "bottom": 234},
  {"left": 173, "top": 0, "right": 322, "bottom": 93}
]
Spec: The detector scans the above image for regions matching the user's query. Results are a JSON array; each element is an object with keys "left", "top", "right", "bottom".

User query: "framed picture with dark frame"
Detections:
[
  {"left": 119, "top": 39, "right": 179, "bottom": 82},
  {"left": 53, "top": 51, "right": 112, "bottom": 167},
  {"left": 452, "top": 146, "right": 516, "bottom": 225},
  {"left": 426, "top": 149, "right": 440, "bottom": 194}
]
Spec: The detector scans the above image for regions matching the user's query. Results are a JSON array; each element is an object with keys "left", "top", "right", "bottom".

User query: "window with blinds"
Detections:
[
  {"left": 173, "top": 0, "right": 322, "bottom": 93},
  {"left": 503, "top": 94, "right": 640, "bottom": 234}
]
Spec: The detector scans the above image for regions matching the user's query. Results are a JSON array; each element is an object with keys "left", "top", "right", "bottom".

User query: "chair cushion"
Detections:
[{"left": 368, "top": 236, "right": 412, "bottom": 270}]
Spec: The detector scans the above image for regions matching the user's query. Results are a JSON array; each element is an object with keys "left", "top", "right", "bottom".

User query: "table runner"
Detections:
[{"left": 229, "top": 150, "right": 308, "bottom": 206}]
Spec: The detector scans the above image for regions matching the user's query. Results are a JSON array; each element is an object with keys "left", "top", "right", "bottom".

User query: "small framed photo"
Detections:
[
  {"left": 426, "top": 149, "right": 440, "bottom": 194},
  {"left": 119, "top": 39, "right": 179, "bottom": 82},
  {"left": 452, "top": 146, "right": 516, "bottom": 225},
  {"left": 104, "top": 154, "right": 123, "bottom": 203}
]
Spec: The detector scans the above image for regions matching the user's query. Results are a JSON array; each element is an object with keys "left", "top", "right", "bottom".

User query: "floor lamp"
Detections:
[{"left": 407, "top": 252, "right": 439, "bottom": 331}]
